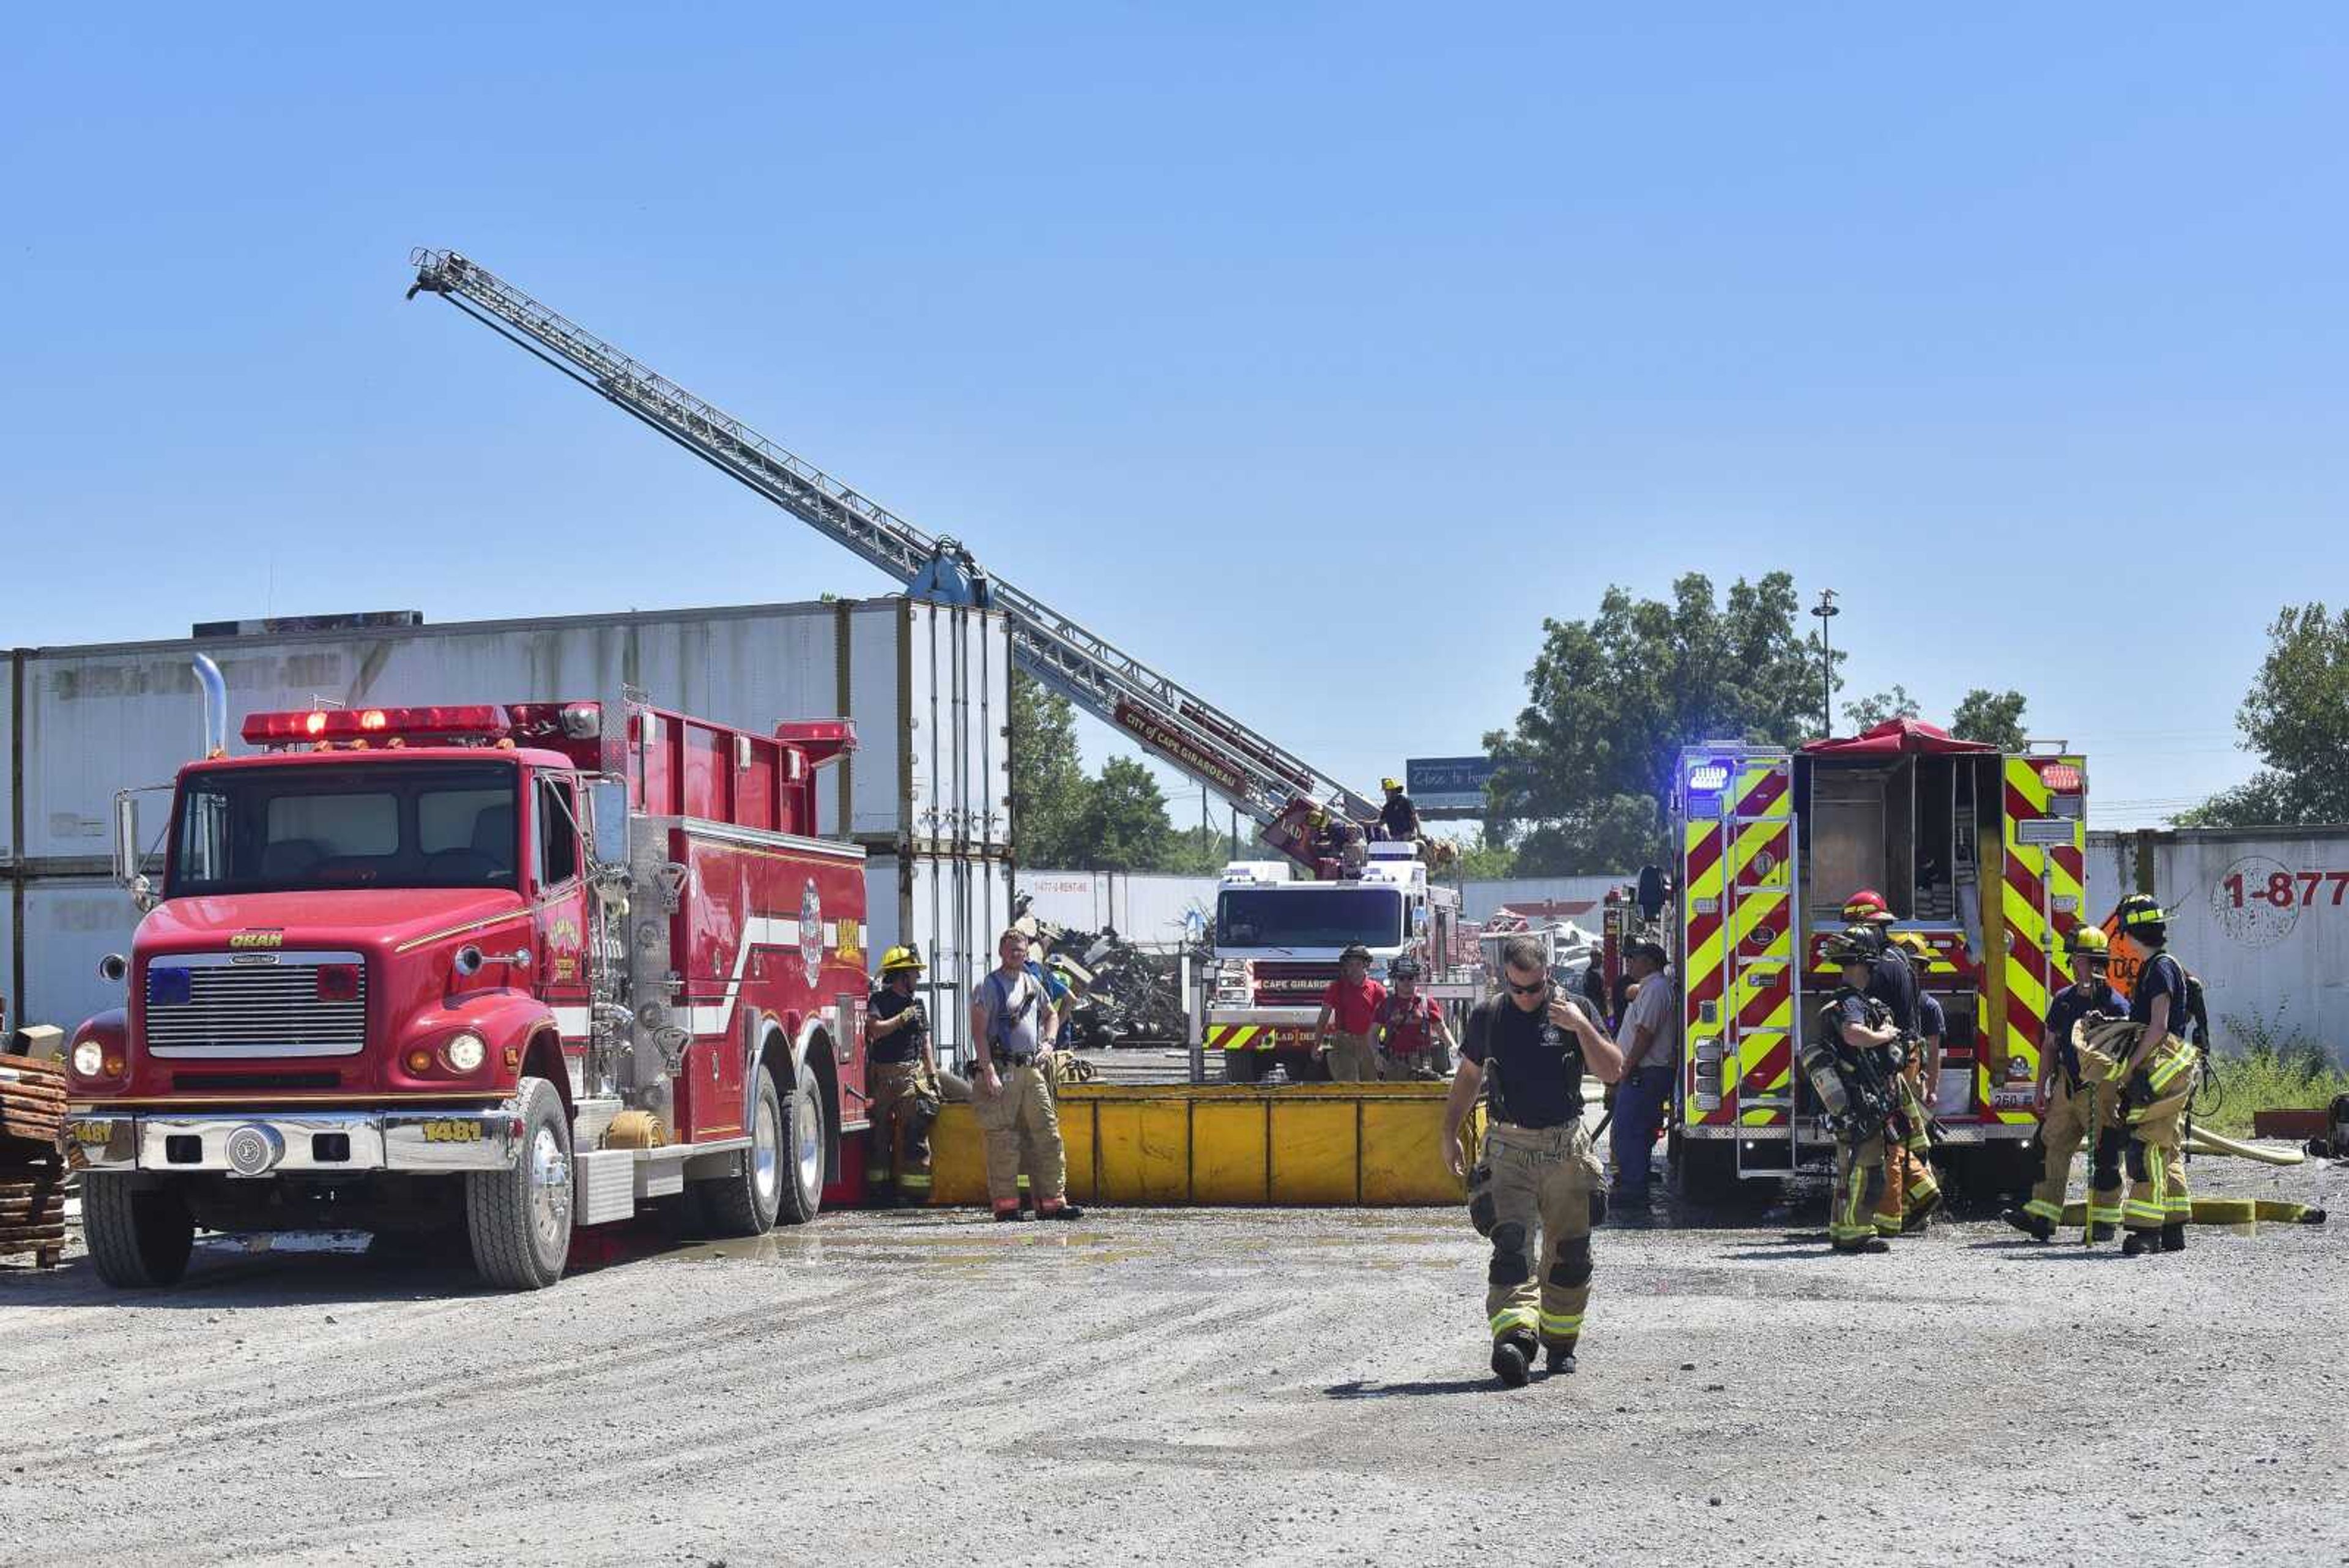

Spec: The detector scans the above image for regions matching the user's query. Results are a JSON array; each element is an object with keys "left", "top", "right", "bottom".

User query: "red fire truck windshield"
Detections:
[
  {"left": 168, "top": 762, "right": 524, "bottom": 896},
  {"left": 1217, "top": 886, "right": 1405, "bottom": 950}
]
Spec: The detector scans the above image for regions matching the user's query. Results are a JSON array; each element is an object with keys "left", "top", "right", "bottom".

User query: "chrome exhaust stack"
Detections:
[{"left": 192, "top": 653, "right": 228, "bottom": 757}]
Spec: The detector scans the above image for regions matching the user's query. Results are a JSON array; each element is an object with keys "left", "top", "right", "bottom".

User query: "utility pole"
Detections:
[{"left": 1809, "top": 588, "right": 1840, "bottom": 739}]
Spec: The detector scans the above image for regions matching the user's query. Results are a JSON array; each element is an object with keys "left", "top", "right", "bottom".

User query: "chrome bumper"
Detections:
[{"left": 67, "top": 1105, "right": 524, "bottom": 1176}]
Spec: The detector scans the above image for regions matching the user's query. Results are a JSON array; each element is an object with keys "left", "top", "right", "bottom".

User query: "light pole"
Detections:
[{"left": 1809, "top": 588, "right": 1839, "bottom": 738}]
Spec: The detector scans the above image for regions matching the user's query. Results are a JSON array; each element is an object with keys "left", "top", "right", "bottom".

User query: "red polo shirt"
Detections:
[{"left": 1321, "top": 976, "right": 1386, "bottom": 1035}]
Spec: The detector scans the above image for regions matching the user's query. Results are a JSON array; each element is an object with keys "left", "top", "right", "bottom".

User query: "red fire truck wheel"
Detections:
[{"left": 465, "top": 1076, "right": 573, "bottom": 1290}]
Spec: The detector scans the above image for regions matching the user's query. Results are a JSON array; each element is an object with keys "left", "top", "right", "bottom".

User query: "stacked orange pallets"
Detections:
[{"left": 0, "top": 1053, "right": 70, "bottom": 1269}]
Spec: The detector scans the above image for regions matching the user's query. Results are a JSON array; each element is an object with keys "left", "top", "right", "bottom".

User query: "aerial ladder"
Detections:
[{"left": 405, "top": 248, "right": 1379, "bottom": 874}]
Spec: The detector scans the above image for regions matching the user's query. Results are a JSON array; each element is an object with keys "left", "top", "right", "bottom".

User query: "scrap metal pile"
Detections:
[
  {"left": 0, "top": 1053, "right": 69, "bottom": 1268},
  {"left": 1030, "top": 921, "right": 1190, "bottom": 1049}
]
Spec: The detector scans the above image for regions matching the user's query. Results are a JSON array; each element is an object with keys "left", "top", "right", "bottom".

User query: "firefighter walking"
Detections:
[
  {"left": 1441, "top": 935, "right": 1625, "bottom": 1387},
  {"left": 2110, "top": 894, "right": 2200, "bottom": 1256},
  {"left": 2003, "top": 927, "right": 2128, "bottom": 1243},
  {"left": 971, "top": 927, "right": 1084, "bottom": 1222},
  {"left": 864, "top": 946, "right": 942, "bottom": 1208},
  {"left": 1811, "top": 930, "right": 1906, "bottom": 1255}
]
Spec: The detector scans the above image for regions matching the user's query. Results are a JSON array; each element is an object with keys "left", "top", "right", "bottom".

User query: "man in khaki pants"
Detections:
[
  {"left": 1313, "top": 944, "right": 1387, "bottom": 1082},
  {"left": 970, "top": 929, "right": 1084, "bottom": 1223},
  {"left": 1442, "top": 935, "right": 1625, "bottom": 1388}
]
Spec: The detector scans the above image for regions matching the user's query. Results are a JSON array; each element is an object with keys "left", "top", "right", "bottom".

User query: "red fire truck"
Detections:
[{"left": 65, "top": 663, "right": 868, "bottom": 1290}]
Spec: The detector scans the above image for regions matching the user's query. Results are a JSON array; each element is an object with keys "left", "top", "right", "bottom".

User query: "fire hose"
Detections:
[{"left": 2183, "top": 1124, "right": 2306, "bottom": 1167}]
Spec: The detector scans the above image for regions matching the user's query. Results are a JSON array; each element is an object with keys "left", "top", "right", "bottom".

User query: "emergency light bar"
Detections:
[
  {"left": 241, "top": 705, "right": 510, "bottom": 745},
  {"left": 1686, "top": 763, "right": 1730, "bottom": 792}
]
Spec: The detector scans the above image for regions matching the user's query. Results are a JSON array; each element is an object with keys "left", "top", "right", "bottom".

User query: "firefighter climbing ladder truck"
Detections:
[{"left": 405, "top": 250, "right": 1376, "bottom": 864}]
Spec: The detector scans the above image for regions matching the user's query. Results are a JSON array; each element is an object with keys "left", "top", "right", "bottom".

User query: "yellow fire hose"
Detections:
[
  {"left": 2184, "top": 1125, "right": 2306, "bottom": 1166},
  {"left": 2058, "top": 1196, "right": 2327, "bottom": 1228}
]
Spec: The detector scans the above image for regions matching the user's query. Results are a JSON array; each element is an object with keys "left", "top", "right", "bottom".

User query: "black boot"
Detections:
[
  {"left": 1037, "top": 1202, "right": 1085, "bottom": 1222},
  {"left": 2086, "top": 1222, "right": 2117, "bottom": 1244},
  {"left": 2121, "top": 1230, "right": 2158, "bottom": 1257},
  {"left": 1544, "top": 1344, "right": 1578, "bottom": 1376},
  {"left": 1833, "top": 1237, "right": 1891, "bottom": 1255},
  {"left": 1491, "top": 1332, "right": 1535, "bottom": 1388},
  {"left": 2000, "top": 1208, "right": 2053, "bottom": 1243},
  {"left": 2161, "top": 1221, "right": 2188, "bottom": 1252}
]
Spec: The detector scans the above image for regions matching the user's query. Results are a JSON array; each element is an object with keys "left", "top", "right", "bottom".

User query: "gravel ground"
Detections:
[{"left": 1, "top": 1148, "right": 2342, "bottom": 1566}]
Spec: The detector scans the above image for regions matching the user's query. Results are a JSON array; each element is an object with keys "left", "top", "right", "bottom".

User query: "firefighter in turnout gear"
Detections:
[
  {"left": 2003, "top": 927, "right": 2128, "bottom": 1243},
  {"left": 1809, "top": 930, "right": 1906, "bottom": 1255},
  {"left": 1442, "top": 934, "right": 1626, "bottom": 1388},
  {"left": 1886, "top": 932, "right": 1945, "bottom": 1235},
  {"left": 1378, "top": 777, "right": 1422, "bottom": 842},
  {"left": 2112, "top": 894, "right": 2200, "bottom": 1256},
  {"left": 865, "top": 946, "right": 942, "bottom": 1208}
]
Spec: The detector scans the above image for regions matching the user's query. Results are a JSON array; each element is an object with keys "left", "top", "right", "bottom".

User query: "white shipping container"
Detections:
[
  {"left": 2087, "top": 826, "right": 2349, "bottom": 1065},
  {"left": 14, "top": 597, "right": 1012, "bottom": 865},
  {"left": 863, "top": 851, "right": 1017, "bottom": 1072},
  {"left": 1016, "top": 870, "right": 1217, "bottom": 949},
  {"left": 15, "top": 879, "right": 141, "bottom": 1039},
  {"left": 1, "top": 650, "right": 17, "bottom": 863}
]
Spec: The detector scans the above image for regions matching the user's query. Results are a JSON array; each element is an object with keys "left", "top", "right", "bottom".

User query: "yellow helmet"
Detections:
[
  {"left": 1890, "top": 931, "right": 1934, "bottom": 965},
  {"left": 878, "top": 945, "right": 925, "bottom": 975},
  {"left": 2066, "top": 927, "right": 2110, "bottom": 959},
  {"left": 1381, "top": 777, "right": 1403, "bottom": 793}
]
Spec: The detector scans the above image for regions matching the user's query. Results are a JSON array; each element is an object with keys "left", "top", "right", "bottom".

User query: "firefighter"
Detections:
[
  {"left": 970, "top": 927, "right": 1083, "bottom": 1222},
  {"left": 864, "top": 946, "right": 941, "bottom": 1209},
  {"left": 2111, "top": 894, "right": 2200, "bottom": 1256},
  {"left": 2002, "top": 927, "right": 2128, "bottom": 1242},
  {"left": 1886, "top": 932, "right": 1945, "bottom": 1234},
  {"left": 1810, "top": 929, "right": 1904, "bottom": 1255},
  {"left": 1373, "top": 956, "right": 1455, "bottom": 1079},
  {"left": 1377, "top": 777, "right": 1421, "bottom": 842},
  {"left": 1314, "top": 943, "right": 1387, "bottom": 1082},
  {"left": 1441, "top": 934, "right": 1625, "bottom": 1386}
]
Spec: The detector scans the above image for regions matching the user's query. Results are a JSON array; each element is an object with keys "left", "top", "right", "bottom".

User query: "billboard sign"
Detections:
[{"left": 1408, "top": 756, "right": 1499, "bottom": 817}]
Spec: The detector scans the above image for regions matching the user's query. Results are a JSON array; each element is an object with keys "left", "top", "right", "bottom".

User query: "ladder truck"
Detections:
[{"left": 403, "top": 250, "right": 1379, "bottom": 875}]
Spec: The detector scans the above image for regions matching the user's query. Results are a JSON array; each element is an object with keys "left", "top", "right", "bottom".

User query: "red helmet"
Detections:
[{"left": 1841, "top": 888, "right": 1893, "bottom": 923}]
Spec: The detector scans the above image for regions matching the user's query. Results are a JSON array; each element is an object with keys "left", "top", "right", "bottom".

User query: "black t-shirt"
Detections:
[
  {"left": 868, "top": 986, "right": 927, "bottom": 1065},
  {"left": 2046, "top": 981, "right": 2126, "bottom": 1080},
  {"left": 1866, "top": 950, "right": 1918, "bottom": 1033},
  {"left": 1464, "top": 991, "right": 1586, "bottom": 1129},
  {"left": 1379, "top": 793, "right": 1419, "bottom": 838},
  {"left": 2129, "top": 950, "right": 2189, "bottom": 1035},
  {"left": 1916, "top": 990, "right": 1945, "bottom": 1041}
]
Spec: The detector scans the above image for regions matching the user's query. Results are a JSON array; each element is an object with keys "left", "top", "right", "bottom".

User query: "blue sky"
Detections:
[{"left": 5, "top": 6, "right": 2341, "bottom": 830}]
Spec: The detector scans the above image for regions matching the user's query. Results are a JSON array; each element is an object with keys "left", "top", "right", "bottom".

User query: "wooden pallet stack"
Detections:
[{"left": 0, "top": 1053, "right": 70, "bottom": 1269}]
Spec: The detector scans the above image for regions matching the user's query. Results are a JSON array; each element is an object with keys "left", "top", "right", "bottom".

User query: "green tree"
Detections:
[
  {"left": 1950, "top": 688, "right": 2028, "bottom": 751},
  {"left": 1075, "top": 756, "right": 1177, "bottom": 870},
  {"left": 1161, "top": 823, "right": 1247, "bottom": 875},
  {"left": 1483, "top": 572, "right": 1842, "bottom": 875},
  {"left": 1009, "top": 671, "right": 1092, "bottom": 865},
  {"left": 1843, "top": 684, "right": 1921, "bottom": 730},
  {"left": 1434, "top": 833, "right": 1518, "bottom": 879},
  {"left": 2181, "top": 603, "right": 2349, "bottom": 826}
]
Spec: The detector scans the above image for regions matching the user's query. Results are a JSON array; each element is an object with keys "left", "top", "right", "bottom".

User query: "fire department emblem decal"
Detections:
[{"left": 799, "top": 880, "right": 823, "bottom": 986}]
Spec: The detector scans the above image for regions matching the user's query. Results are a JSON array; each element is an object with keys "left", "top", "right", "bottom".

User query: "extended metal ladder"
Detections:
[{"left": 406, "top": 249, "right": 1375, "bottom": 839}]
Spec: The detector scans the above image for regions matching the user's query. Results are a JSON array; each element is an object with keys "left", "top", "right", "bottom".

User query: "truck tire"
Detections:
[
  {"left": 1222, "top": 1049, "right": 1260, "bottom": 1085},
  {"left": 84, "top": 1175, "right": 195, "bottom": 1288},
  {"left": 466, "top": 1076, "right": 572, "bottom": 1290},
  {"left": 700, "top": 1061, "right": 787, "bottom": 1237},
  {"left": 1669, "top": 1132, "right": 1738, "bottom": 1205},
  {"left": 773, "top": 1050, "right": 828, "bottom": 1227}
]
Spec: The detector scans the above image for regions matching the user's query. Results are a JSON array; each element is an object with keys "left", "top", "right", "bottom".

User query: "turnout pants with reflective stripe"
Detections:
[
  {"left": 1831, "top": 1131, "right": 1888, "bottom": 1250},
  {"left": 2020, "top": 1081, "right": 2095, "bottom": 1222},
  {"left": 1469, "top": 1121, "right": 1601, "bottom": 1350},
  {"left": 1877, "top": 1076, "right": 1940, "bottom": 1235},
  {"left": 1324, "top": 1031, "right": 1379, "bottom": 1082},
  {"left": 2122, "top": 1036, "right": 2199, "bottom": 1234},
  {"left": 866, "top": 1061, "right": 938, "bottom": 1205},
  {"left": 974, "top": 1061, "right": 1069, "bottom": 1213}
]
